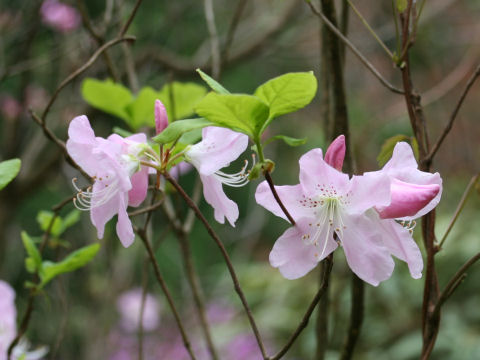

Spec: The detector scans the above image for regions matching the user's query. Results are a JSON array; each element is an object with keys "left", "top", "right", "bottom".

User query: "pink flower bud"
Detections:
[
  {"left": 40, "top": 0, "right": 81, "bottom": 33},
  {"left": 154, "top": 99, "right": 168, "bottom": 134},
  {"left": 324, "top": 135, "right": 345, "bottom": 171}
]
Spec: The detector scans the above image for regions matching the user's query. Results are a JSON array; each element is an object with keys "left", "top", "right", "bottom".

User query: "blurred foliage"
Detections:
[{"left": 0, "top": 0, "right": 479, "bottom": 359}]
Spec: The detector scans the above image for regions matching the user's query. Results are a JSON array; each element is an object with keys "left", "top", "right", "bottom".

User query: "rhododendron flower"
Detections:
[
  {"left": 40, "top": 0, "right": 80, "bottom": 33},
  {"left": 0, "top": 280, "right": 47, "bottom": 360},
  {"left": 256, "top": 136, "right": 441, "bottom": 286},
  {"left": 116, "top": 289, "right": 160, "bottom": 332},
  {"left": 66, "top": 116, "right": 151, "bottom": 248},
  {"left": 184, "top": 127, "right": 250, "bottom": 227}
]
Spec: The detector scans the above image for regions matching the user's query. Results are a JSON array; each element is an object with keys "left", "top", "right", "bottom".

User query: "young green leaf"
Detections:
[
  {"left": 21, "top": 231, "right": 42, "bottom": 274},
  {"left": 377, "top": 134, "right": 410, "bottom": 166},
  {"left": 81, "top": 78, "right": 133, "bottom": 121},
  {"left": 265, "top": 135, "right": 307, "bottom": 147},
  {"left": 39, "top": 243, "right": 100, "bottom": 288},
  {"left": 0, "top": 158, "right": 21, "bottom": 190},
  {"left": 153, "top": 118, "right": 213, "bottom": 144},
  {"left": 254, "top": 72, "right": 317, "bottom": 131},
  {"left": 61, "top": 210, "right": 81, "bottom": 232},
  {"left": 113, "top": 127, "right": 134, "bottom": 138},
  {"left": 195, "top": 93, "right": 270, "bottom": 137},
  {"left": 157, "top": 82, "right": 208, "bottom": 121},
  {"left": 125, "top": 86, "right": 158, "bottom": 129},
  {"left": 196, "top": 69, "right": 230, "bottom": 94},
  {"left": 36, "top": 211, "right": 63, "bottom": 237}
]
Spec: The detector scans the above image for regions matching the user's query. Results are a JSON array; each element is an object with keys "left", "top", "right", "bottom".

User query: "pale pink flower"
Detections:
[
  {"left": 185, "top": 127, "right": 250, "bottom": 227},
  {"left": 40, "top": 0, "right": 80, "bottom": 33},
  {"left": 116, "top": 289, "right": 160, "bottom": 332},
  {"left": 66, "top": 115, "right": 151, "bottom": 247},
  {"left": 0, "top": 281, "right": 47, "bottom": 360},
  {"left": 255, "top": 137, "right": 441, "bottom": 286}
]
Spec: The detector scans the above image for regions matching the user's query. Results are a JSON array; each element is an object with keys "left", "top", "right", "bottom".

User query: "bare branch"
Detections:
[{"left": 203, "top": 0, "right": 221, "bottom": 79}]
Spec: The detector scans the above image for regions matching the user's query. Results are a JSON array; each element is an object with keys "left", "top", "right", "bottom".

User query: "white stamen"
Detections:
[
  {"left": 212, "top": 156, "right": 255, "bottom": 188},
  {"left": 72, "top": 177, "right": 120, "bottom": 211}
]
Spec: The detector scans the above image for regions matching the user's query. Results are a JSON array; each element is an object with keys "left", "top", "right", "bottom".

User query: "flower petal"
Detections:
[
  {"left": 201, "top": 174, "right": 239, "bottom": 227},
  {"left": 299, "top": 148, "right": 350, "bottom": 196},
  {"left": 116, "top": 193, "right": 135, "bottom": 248},
  {"left": 66, "top": 115, "right": 100, "bottom": 176},
  {"left": 187, "top": 127, "right": 249, "bottom": 175},
  {"left": 375, "top": 217, "right": 423, "bottom": 279},
  {"left": 377, "top": 179, "right": 440, "bottom": 219},
  {"left": 324, "top": 135, "right": 345, "bottom": 171},
  {"left": 255, "top": 181, "right": 313, "bottom": 222},
  {"left": 128, "top": 166, "right": 149, "bottom": 207},
  {"left": 338, "top": 214, "right": 395, "bottom": 286},
  {"left": 90, "top": 181, "right": 121, "bottom": 239},
  {"left": 347, "top": 172, "right": 391, "bottom": 215},
  {"left": 270, "top": 218, "right": 337, "bottom": 279},
  {"left": 382, "top": 142, "right": 442, "bottom": 220}
]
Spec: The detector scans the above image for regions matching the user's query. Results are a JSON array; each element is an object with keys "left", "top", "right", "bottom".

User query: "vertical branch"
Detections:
[
  {"left": 164, "top": 172, "right": 268, "bottom": 359},
  {"left": 204, "top": 0, "right": 221, "bottom": 79}
]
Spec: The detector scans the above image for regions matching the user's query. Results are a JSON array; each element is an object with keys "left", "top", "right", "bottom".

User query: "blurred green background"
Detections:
[{"left": 0, "top": 0, "right": 479, "bottom": 359}]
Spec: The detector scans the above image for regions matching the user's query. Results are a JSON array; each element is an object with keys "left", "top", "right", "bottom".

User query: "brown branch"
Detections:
[
  {"left": 128, "top": 201, "right": 165, "bottom": 217},
  {"left": 222, "top": 0, "right": 248, "bottom": 65},
  {"left": 339, "top": 275, "right": 365, "bottom": 360},
  {"left": 305, "top": 0, "right": 404, "bottom": 95},
  {"left": 164, "top": 172, "right": 268, "bottom": 359},
  {"left": 425, "top": 63, "right": 480, "bottom": 164},
  {"left": 41, "top": 35, "right": 136, "bottom": 124},
  {"left": 268, "top": 255, "right": 334, "bottom": 360},
  {"left": 135, "top": 227, "right": 197, "bottom": 360},
  {"left": 203, "top": 0, "right": 221, "bottom": 79},
  {"left": 118, "top": 0, "right": 144, "bottom": 37},
  {"left": 264, "top": 171, "right": 296, "bottom": 226}
]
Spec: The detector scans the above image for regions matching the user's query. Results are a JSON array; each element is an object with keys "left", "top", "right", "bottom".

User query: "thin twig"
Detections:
[
  {"left": 222, "top": 0, "right": 248, "bottom": 64},
  {"left": 128, "top": 200, "right": 165, "bottom": 217},
  {"left": 135, "top": 228, "right": 197, "bottom": 360},
  {"left": 431, "top": 252, "right": 480, "bottom": 324},
  {"left": 268, "top": 255, "right": 334, "bottom": 360},
  {"left": 264, "top": 171, "right": 296, "bottom": 226},
  {"left": 41, "top": 35, "right": 135, "bottom": 123},
  {"left": 439, "top": 174, "right": 479, "bottom": 249},
  {"left": 164, "top": 172, "right": 268, "bottom": 359},
  {"left": 203, "top": 0, "right": 221, "bottom": 79},
  {"left": 425, "top": 63, "right": 480, "bottom": 164},
  {"left": 118, "top": 0, "right": 143, "bottom": 37},
  {"left": 305, "top": 0, "right": 404, "bottom": 95}
]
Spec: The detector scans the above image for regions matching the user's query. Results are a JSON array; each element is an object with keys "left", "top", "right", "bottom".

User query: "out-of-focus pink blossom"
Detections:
[
  {"left": 206, "top": 302, "right": 235, "bottom": 324},
  {"left": 40, "top": 0, "right": 80, "bottom": 33},
  {"left": 116, "top": 289, "right": 160, "bottom": 332},
  {"left": 0, "top": 96, "right": 22, "bottom": 119},
  {"left": 224, "top": 334, "right": 262, "bottom": 360},
  {"left": 0, "top": 280, "right": 17, "bottom": 360},
  {"left": 24, "top": 86, "right": 49, "bottom": 111}
]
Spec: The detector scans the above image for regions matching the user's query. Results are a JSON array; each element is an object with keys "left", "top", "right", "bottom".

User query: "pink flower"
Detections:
[
  {"left": 0, "top": 280, "right": 17, "bottom": 360},
  {"left": 0, "top": 281, "right": 47, "bottom": 360},
  {"left": 255, "top": 137, "right": 441, "bottom": 286},
  {"left": 40, "top": 0, "right": 80, "bottom": 33},
  {"left": 116, "top": 289, "right": 160, "bottom": 332},
  {"left": 66, "top": 116, "right": 151, "bottom": 247},
  {"left": 185, "top": 127, "right": 250, "bottom": 227}
]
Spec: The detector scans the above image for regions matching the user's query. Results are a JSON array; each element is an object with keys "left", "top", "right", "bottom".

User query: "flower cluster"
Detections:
[
  {"left": 66, "top": 99, "right": 441, "bottom": 286},
  {"left": 256, "top": 135, "right": 441, "bottom": 285}
]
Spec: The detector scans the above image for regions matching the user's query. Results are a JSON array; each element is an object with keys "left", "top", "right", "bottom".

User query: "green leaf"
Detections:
[
  {"left": 153, "top": 118, "right": 213, "bottom": 144},
  {"left": 61, "top": 210, "right": 81, "bottom": 232},
  {"left": 196, "top": 69, "right": 230, "bottom": 94},
  {"left": 81, "top": 78, "right": 133, "bottom": 121},
  {"left": 254, "top": 72, "right": 317, "bottom": 131},
  {"left": 377, "top": 134, "right": 410, "bottom": 166},
  {"left": 396, "top": 0, "right": 408, "bottom": 12},
  {"left": 125, "top": 87, "right": 158, "bottom": 129},
  {"left": 21, "top": 231, "right": 42, "bottom": 274},
  {"left": 0, "top": 158, "right": 21, "bottom": 190},
  {"left": 39, "top": 243, "right": 100, "bottom": 288},
  {"left": 195, "top": 93, "right": 270, "bottom": 137},
  {"left": 157, "top": 82, "right": 208, "bottom": 121},
  {"left": 36, "top": 211, "right": 63, "bottom": 237},
  {"left": 265, "top": 135, "right": 307, "bottom": 147}
]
